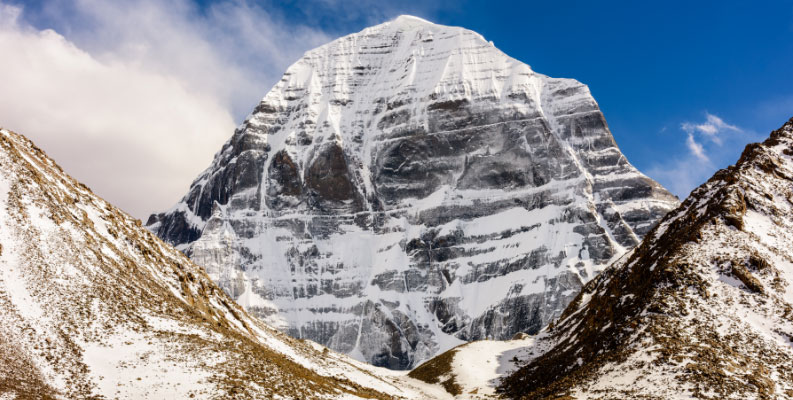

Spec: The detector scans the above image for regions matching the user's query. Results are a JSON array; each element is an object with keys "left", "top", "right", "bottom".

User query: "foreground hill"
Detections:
[
  {"left": 148, "top": 15, "right": 677, "bottom": 369},
  {"left": 412, "top": 117, "right": 793, "bottom": 399},
  {"left": 0, "top": 127, "right": 447, "bottom": 399},
  {"left": 500, "top": 118, "right": 793, "bottom": 398}
]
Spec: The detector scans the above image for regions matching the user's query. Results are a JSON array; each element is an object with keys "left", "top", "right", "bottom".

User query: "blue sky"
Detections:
[{"left": 1, "top": 0, "right": 791, "bottom": 216}]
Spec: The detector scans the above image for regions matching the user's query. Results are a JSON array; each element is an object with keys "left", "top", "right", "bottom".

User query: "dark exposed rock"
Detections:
[
  {"left": 305, "top": 143, "right": 359, "bottom": 207},
  {"left": 268, "top": 150, "right": 302, "bottom": 198},
  {"left": 146, "top": 210, "right": 201, "bottom": 245}
]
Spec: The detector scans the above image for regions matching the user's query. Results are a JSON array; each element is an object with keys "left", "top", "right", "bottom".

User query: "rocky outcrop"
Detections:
[
  {"left": 499, "top": 118, "right": 793, "bottom": 399},
  {"left": 148, "top": 15, "right": 678, "bottom": 369}
]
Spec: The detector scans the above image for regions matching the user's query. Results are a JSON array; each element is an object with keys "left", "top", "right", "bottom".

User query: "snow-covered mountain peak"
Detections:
[
  {"left": 149, "top": 17, "right": 678, "bottom": 369},
  {"left": 251, "top": 13, "right": 538, "bottom": 152},
  {"left": 302, "top": 13, "right": 489, "bottom": 63},
  {"left": 391, "top": 14, "right": 434, "bottom": 25},
  {"left": 361, "top": 14, "right": 440, "bottom": 34}
]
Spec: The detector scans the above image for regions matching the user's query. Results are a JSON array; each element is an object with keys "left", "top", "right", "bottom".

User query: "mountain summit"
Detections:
[{"left": 148, "top": 16, "right": 678, "bottom": 369}]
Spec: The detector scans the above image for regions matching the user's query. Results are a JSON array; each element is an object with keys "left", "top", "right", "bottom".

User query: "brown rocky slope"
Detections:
[
  {"left": 498, "top": 118, "right": 793, "bottom": 399},
  {"left": 0, "top": 127, "right": 447, "bottom": 399}
]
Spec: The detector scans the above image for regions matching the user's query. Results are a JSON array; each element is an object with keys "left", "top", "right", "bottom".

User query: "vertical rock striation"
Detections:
[{"left": 148, "top": 15, "right": 678, "bottom": 369}]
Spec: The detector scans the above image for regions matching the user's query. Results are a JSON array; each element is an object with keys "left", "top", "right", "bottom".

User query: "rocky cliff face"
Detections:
[
  {"left": 498, "top": 118, "right": 793, "bottom": 399},
  {"left": 148, "top": 15, "right": 678, "bottom": 369},
  {"left": 0, "top": 127, "right": 448, "bottom": 399}
]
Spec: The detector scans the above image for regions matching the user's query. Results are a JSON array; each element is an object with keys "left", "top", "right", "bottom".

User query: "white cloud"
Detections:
[
  {"left": 0, "top": 0, "right": 331, "bottom": 218},
  {"left": 39, "top": 0, "right": 332, "bottom": 119},
  {"left": 686, "top": 133, "right": 709, "bottom": 162},
  {"left": 647, "top": 112, "right": 757, "bottom": 199},
  {"left": 704, "top": 113, "right": 740, "bottom": 132},
  {"left": 681, "top": 112, "right": 741, "bottom": 145}
]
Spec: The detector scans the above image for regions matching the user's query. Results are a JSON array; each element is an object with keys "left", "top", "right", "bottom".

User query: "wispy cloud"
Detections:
[
  {"left": 681, "top": 112, "right": 741, "bottom": 145},
  {"left": 0, "top": 0, "right": 332, "bottom": 218},
  {"left": 685, "top": 133, "right": 709, "bottom": 162},
  {"left": 647, "top": 112, "right": 758, "bottom": 199}
]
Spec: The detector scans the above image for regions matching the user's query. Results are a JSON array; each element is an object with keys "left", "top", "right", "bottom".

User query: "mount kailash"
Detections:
[{"left": 147, "top": 15, "right": 679, "bottom": 369}]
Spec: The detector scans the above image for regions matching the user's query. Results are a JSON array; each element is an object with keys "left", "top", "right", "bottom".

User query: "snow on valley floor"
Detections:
[{"left": 416, "top": 337, "right": 537, "bottom": 399}]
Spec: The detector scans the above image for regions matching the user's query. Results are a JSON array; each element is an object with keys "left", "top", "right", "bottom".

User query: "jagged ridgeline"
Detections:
[
  {"left": 148, "top": 15, "right": 678, "bottom": 369},
  {"left": 0, "top": 128, "right": 449, "bottom": 399},
  {"left": 498, "top": 118, "right": 793, "bottom": 399}
]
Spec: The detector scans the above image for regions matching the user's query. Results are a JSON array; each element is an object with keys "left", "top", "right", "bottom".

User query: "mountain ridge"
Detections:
[
  {"left": 493, "top": 117, "right": 793, "bottom": 398},
  {"left": 0, "top": 126, "right": 448, "bottom": 399}
]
